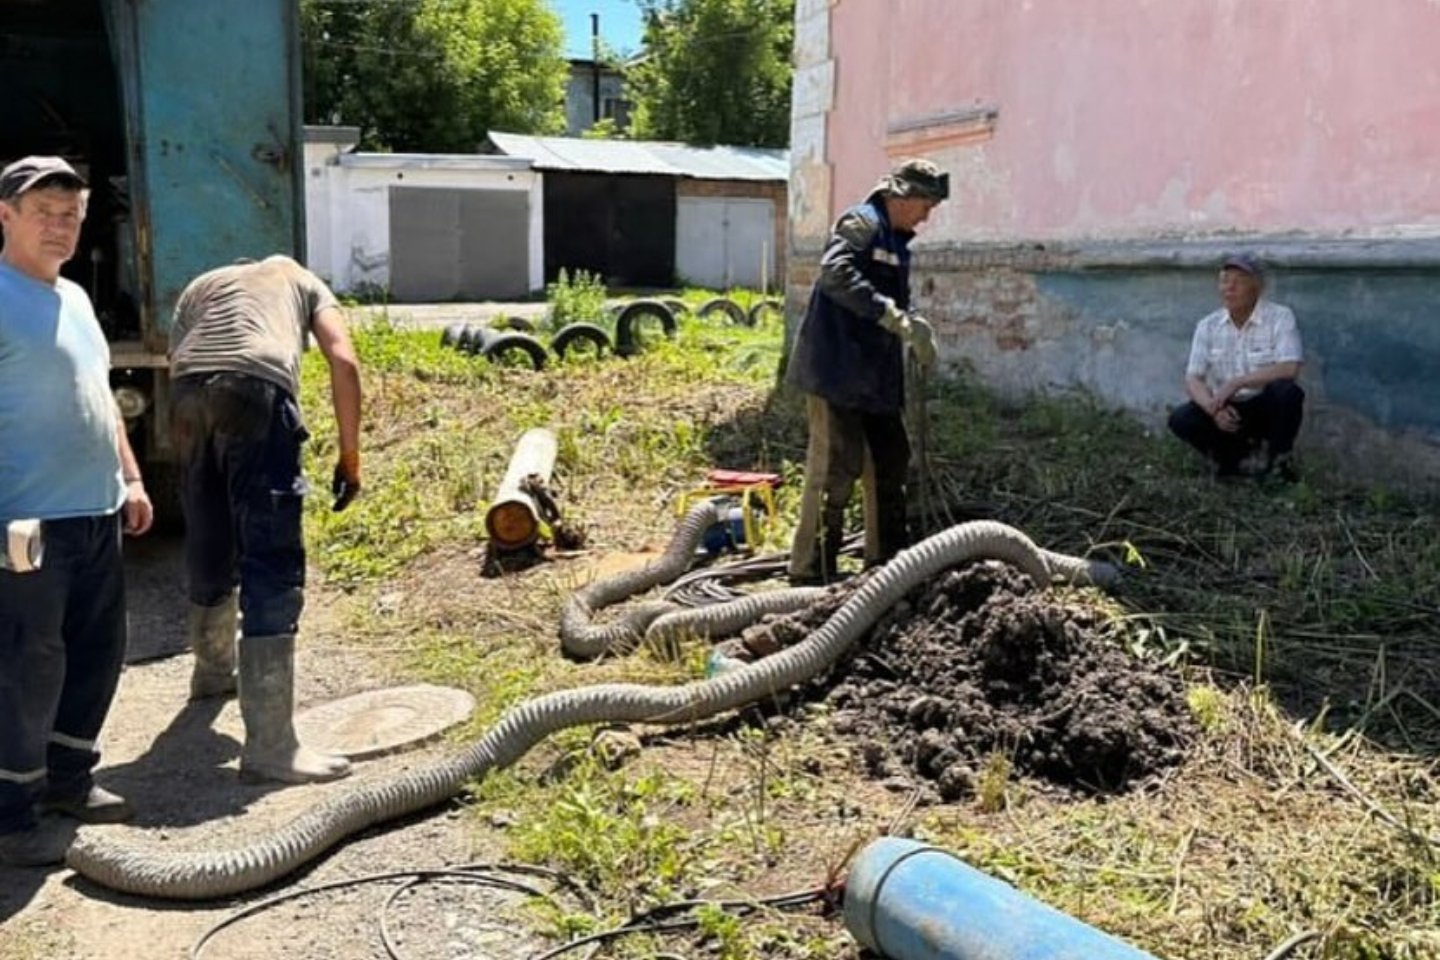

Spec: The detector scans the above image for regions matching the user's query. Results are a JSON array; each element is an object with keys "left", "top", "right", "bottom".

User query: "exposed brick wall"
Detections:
[{"left": 676, "top": 179, "right": 788, "bottom": 288}]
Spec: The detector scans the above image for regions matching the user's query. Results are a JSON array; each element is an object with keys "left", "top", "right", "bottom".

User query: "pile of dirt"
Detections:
[{"left": 737, "top": 561, "right": 1194, "bottom": 799}]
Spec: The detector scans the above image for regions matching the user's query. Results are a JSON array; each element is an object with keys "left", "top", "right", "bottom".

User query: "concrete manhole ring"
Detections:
[{"left": 294, "top": 684, "right": 477, "bottom": 760}]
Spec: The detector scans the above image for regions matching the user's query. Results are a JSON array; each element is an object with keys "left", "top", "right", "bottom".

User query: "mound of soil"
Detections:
[{"left": 736, "top": 561, "right": 1194, "bottom": 799}]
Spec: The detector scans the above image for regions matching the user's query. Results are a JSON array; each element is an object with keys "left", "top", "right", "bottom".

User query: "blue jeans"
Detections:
[
  {"left": 0, "top": 513, "right": 127, "bottom": 834},
  {"left": 171, "top": 373, "right": 308, "bottom": 638}
]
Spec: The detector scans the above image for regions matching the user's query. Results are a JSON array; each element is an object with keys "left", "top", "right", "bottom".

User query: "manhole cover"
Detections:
[{"left": 294, "top": 684, "right": 477, "bottom": 760}]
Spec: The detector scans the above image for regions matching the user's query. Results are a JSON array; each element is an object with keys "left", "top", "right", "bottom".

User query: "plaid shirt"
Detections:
[{"left": 1185, "top": 299, "right": 1303, "bottom": 400}]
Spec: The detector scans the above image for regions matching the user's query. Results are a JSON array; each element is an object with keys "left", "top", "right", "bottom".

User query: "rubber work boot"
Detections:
[
  {"left": 188, "top": 593, "right": 239, "bottom": 700},
  {"left": 237, "top": 633, "right": 351, "bottom": 785},
  {"left": 42, "top": 784, "right": 134, "bottom": 824},
  {"left": 0, "top": 820, "right": 74, "bottom": 867}
]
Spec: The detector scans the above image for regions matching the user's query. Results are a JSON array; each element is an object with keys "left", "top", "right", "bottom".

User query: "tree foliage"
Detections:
[
  {"left": 301, "top": 0, "right": 568, "bottom": 152},
  {"left": 627, "top": 0, "right": 794, "bottom": 148}
]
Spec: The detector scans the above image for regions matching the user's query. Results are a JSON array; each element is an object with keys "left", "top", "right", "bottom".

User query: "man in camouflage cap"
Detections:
[{"left": 785, "top": 157, "right": 949, "bottom": 584}]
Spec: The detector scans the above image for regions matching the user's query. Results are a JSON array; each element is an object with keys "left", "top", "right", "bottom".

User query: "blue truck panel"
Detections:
[{"left": 107, "top": 0, "right": 304, "bottom": 345}]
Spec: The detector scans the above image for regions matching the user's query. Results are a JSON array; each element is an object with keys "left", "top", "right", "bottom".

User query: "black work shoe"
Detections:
[
  {"left": 0, "top": 821, "right": 74, "bottom": 867},
  {"left": 42, "top": 785, "right": 134, "bottom": 824}
]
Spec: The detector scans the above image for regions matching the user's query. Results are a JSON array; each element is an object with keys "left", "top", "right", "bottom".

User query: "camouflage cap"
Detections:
[
  {"left": 0, "top": 156, "right": 86, "bottom": 201},
  {"left": 876, "top": 158, "right": 949, "bottom": 202}
]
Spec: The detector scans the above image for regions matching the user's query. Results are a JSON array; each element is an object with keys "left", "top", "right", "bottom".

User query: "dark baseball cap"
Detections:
[
  {"left": 877, "top": 158, "right": 950, "bottom": 202},
  {"left": 0, "top": 156, "right": 87, "bottom": 201},
  {"left": 1221, "top": 252, "right": 1265, "bottom": 278}
]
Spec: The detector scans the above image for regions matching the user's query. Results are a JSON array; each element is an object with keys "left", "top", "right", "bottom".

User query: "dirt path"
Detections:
[{"left": 0, "top": 536, "right": 497, "bottom": 960}]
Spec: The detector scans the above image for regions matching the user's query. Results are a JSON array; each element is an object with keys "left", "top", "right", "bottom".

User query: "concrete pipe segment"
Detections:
[{"left": 68, "top": 515, "right": 1109, "bottom": 899}]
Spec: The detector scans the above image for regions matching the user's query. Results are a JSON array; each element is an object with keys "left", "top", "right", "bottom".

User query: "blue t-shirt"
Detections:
[{"left": 0, "top": 261, "right": 124, "bottom": 522}]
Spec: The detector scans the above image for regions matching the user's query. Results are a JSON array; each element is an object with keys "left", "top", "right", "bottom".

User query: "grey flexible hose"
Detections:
[
  {"left": 67, "top": 520, "right": 1051, "bottom": 900},
  {"left": 559, "top": 501, "right": 723, "bottom": 659},
  {"left": 643, "top": 587, "right": 825, "bottom": 657},
  {"left": 1039, "top": 548, "right": 1121, "bottom": 588}
]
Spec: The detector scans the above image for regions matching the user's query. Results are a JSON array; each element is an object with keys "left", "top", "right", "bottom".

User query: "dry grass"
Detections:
[{"left": 298, "top": 316, "right": 1440, "bottom": 959}]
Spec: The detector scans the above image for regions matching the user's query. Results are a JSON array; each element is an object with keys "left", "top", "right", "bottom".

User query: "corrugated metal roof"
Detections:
[{"left": 486, "top": 131, "right": 788, "bottom": 182}]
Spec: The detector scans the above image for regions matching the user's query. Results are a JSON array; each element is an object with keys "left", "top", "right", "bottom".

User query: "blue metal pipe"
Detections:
[{"left": 843, "top": 838, "right": 1161, "bottom": 960}]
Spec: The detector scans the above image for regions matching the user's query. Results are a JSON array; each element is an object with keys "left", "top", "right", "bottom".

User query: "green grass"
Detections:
[{"left": 297, "top": 308, "right": 1440, "bottom": 959}]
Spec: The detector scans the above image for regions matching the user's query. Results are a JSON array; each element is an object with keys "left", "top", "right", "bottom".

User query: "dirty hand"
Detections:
[
  {"left": 332, "top": 451, "right": 361, "bottom": 512},
  {"left": 877, "top": 297, "right": 910, "bottom": 337},
  {"left": 908, "top": 316, "right": 937, "bottom": 368}
]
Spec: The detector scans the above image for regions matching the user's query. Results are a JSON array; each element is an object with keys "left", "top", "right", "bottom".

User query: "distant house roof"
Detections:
[{"left": 485, "top": 131, "right": 788, "bottom": 182}]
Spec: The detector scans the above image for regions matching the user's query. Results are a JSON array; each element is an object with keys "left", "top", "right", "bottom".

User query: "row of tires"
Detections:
[{"left": 438, "top": 296, "right": 782, "bottom": 370}]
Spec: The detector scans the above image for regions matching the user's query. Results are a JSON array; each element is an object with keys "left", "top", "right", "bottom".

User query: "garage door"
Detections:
[
  {"left": 390, "top": 187, "right": 530, "bottom": 301},
  {"left": 676, "top": 197, "right": 775, "bottom": 290}
]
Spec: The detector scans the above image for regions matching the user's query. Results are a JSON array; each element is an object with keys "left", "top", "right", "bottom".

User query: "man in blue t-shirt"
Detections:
[{"left": 0, "top": 156, "right": 153, "bottom": 867}]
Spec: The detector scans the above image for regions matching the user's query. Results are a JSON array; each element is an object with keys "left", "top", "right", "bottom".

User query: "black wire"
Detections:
[
  {"left": 190, "top": 862, "right": 593, "bottom": 960},
  {"left": 379, "top": 874, "right": 553, "bottom": 960},
  {"left": 529, "top": 886, "right": 829, "bottom": 960}
]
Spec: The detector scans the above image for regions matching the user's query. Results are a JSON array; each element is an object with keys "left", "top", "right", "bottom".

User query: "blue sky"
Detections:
[{"left": 551, "top": 0, "right": 645, "bottom": 59}]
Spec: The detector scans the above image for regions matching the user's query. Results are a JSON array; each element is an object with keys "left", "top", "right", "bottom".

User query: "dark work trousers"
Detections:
[
  {"left": 171, "top": 373, "right": 308, "bottom": 640},
  {"left": 789, "top": 395, "right": 912, "bottom": 583},
  {"left": 0, "top": 513, "right": 126, "bottom": 835},
  {"left": 1168, "top": 379, "right": 1305, "bottom": 472}
]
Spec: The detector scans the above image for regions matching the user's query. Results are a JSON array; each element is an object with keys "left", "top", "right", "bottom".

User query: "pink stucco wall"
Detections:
[{"left": 827, "top": 0, "right": 1440, "bottom": 241}]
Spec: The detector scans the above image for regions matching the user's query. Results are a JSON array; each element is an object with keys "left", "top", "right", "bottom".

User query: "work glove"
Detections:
[
  {"left": 876, "top": 296, "right": 909, "bottom": 337},
  {"left": 332, "top": 450, "right": 361, "bottom": 512},
  {"left": 908, "top": 315, "right": 937, "bottom": 369}
]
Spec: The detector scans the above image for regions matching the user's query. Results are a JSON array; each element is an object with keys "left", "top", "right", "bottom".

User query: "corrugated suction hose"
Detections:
[{"left": 69, "top": 519, "right": 1098, "bottom": 899}]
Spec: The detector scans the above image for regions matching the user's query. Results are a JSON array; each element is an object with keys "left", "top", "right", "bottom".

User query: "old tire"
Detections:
[
  {"left": 440, "top": 322, "right": 468, "bottom": 349},
  {"left": 747, "top": 298, "right": 782, "bottom": 326},
  {"left": 456, "top": 324, "right": 485, "bottom": 353},
  {"left": 497, "top": 316, "right": 536, "bottom": 333},
  {"left": 615, "top": 299, "right": 677, "bottom": 357},
  {"left": 483, "top": 332, "right": 548, "bottom": 370},
  {"left": 660, "top": 297, "right": 691, "bottom": 318},
  {"left": 552, "top": 322, "right": 612, "bottom": 360},
  {"left": 698, "top": 296, "right": 748, "bottom": 326}
]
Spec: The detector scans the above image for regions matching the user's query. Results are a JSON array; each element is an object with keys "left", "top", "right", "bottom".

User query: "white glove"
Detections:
[
  {"left": 908, "top": 316, "right": 937, "bottom": 368},
  {"left": 877, "top": 297, "right": 909, "bottom": 337}
]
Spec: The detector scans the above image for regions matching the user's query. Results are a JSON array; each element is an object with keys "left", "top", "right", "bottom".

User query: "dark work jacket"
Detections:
[{"left": 785, "top": 196, "right": 913, "bottom": 414}]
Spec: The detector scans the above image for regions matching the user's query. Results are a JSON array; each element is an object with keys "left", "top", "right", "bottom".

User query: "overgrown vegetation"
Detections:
[
  {"left": 628, "top": 0, "right": 795, "bottom": 147},
  {"left": 299, "top": 0, "right": 567, "bottom": 150},
  {"left": 297, "top": 306, "right": 1439, "bottom": 959},
  {"left": 544, "top": 268, "right": 609, "bottom": 332}
]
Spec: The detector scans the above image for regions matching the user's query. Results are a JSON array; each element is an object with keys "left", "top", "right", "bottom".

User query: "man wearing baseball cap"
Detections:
[
  {"left": 1168, "top": 252, "right": 1305, "bottom": 481},
  {"left": 0, "top": 156, "right": 153, "bottom": 866},
  {"left": 785, "top": 158, "right": 948, "bottom": 584}
]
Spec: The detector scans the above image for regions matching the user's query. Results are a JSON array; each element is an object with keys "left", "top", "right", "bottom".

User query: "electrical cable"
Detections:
[
  {"left": 190, "top": 862, "right": 594, "bottom": 960},
  {"left": 529, "top": 886, "right": 831, "bottom": 960},
  {"left": 191, "top": 860, "right": 825, "bottom": 960}
]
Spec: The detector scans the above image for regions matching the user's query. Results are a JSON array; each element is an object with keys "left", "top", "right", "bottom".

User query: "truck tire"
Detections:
[
  {"left": 483, "top": 332, "right": 548, "bottom": 370},
  {"left": 660, "top": 297, "right": 690, "bottom": 318},
  {"left": 497, "top": 316, "right": 536, "bottom": 333},
  {"left": 747, "top": 298, "right": 783, "bottom": 326},
  {"left": 552, "top": 322, "right": 612, "bottom": 360},
  {"left": 456, "top": 324, "right": 483, "bottom": 353},
  {"left": 615, "top": 299, "right": 677, "bottom": 357},
  {"left": 440, "top": 322, "right": 468, "bottom": 349},
  {"left": 698, "top": 296, "right": 747, "bottom": 326}
]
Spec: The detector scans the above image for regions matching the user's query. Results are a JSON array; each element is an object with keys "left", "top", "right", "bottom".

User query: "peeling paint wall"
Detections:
[{"left": 788, "top": 0, "right": 1440, "bottom": 487}]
